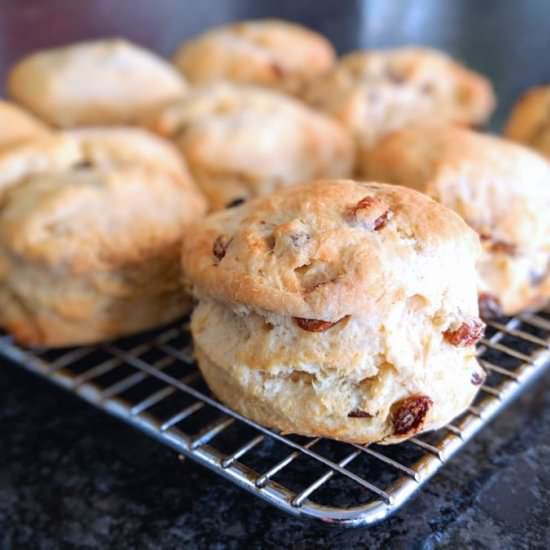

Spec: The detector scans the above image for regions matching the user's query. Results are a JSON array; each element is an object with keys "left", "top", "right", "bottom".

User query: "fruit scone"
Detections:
[
  {"left": 362, "top": 126, "right": 550, "bottom": 317},
  {"left": 172, "top": 19, "right": 335, "bottom": 95},
  {"left": 0, "top": 100, "right": 50, "bottom": 149},
  {"left": 0, "top": 127, "right": 206, "bottom": 347},
  {"left": 8, "top": 38, "right": 187, "bottom": 127},
  {"left": 146, "top": 83, "right": 354, "bottom": 210},
  {"left": 182, "top": 179, "right": 485, "bottom": 444},
  {"left": 504, "top": 85, "right": 550, "bottom": 158},
  {"left": 302, "top": 47, "right": 495, "bottom": 154}
]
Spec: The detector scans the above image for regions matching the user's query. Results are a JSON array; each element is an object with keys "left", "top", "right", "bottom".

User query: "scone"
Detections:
[
  {"left": 0, "top": 126, "right": 186, "bottom": 196},
  {"left": 0, "top": 100, "right": 50, "bottom": 149},
  {"left": 182, "top": 179, "right": 485, "bottom": 444},
  {"left": 147, "top": 83, "right": 354, "bottom": 210},
  {"left": 172, "top": 19, "right": 335, "bottom": 94},
  {"left": 362, "top": 126, "right": 550, "bottom": 316},
  {"left": 302, "top": 47, "right": 495, "bottom": 152},
  {"left": 8, "top": 38, "right": 186, "bottom": 127},
  {"left": 504, "top": 86, "right": 550, "bottom": 157},
  {"left": 0, "top": 128, "right": 206, "bottom": 347}
]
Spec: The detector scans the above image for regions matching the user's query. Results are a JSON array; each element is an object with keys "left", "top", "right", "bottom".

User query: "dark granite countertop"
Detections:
[
  {"left": 2, "top": 1, "right": 550, "bottom": 548},
  {"left": 1, "top": 362, "right": 550, "bottom": 549}
]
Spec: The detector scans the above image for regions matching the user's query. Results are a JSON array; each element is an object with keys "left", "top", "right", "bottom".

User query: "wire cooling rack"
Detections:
[{"left": 2, "top": 306, "right": 550, "bottom": 527}]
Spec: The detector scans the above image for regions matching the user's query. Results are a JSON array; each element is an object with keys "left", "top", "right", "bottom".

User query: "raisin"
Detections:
[
  {"left": 353, "top": 196, "right": 377, "bottom": 211},
  {"left": 212, "top": 235, "right": 230, "bottom": 262},
  {"left": 478, "top": 293, "right": 503, "bottom": 320},
  {"left": 392, "top": 395, "right": 433, "bottom": 436},
  {"left": 294, "top": 315, "right": 349, "bottom": 332},
  {"left": 346, "top": 196, "right": 392, "bottom": 230},
  {"left": 470, "top": 123, "right": 485, "bottom": 131},
  {"left": 421, "top": 82, "right": 434, "bottom": 94},
  {"left": 270, "top": 62, "right": 285, "bottom": 78},
  {"left": 443, "top": 319, "right": 485, "bottom": 346},
  {"left": 226, "top": 197, "right": 246, "bottom": 208},
  {"left": 386, "top": 66, "right": 405, "bottom": 84},
  {"left": 480, "top": 234, "right": 516, "bottom": 255},
  {"left": 471, "top": 371, "right": 485, "bottom": 386},
  {"left": 491, "top": 241, "right": 516, "bottom": 255},
  {"left": 372, "top": 209, "right": 392, "bottom": 231},
  {"left": 348, "top": 410, "right": 373, "bottom": 418},
  {"left": 264, "top": 234, "right": 276, "bottom": 251},
  {"left": 72, "top": 160, "right": 93, "bottom": 170}
]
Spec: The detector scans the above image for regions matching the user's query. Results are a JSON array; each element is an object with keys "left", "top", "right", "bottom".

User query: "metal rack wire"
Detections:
[{"left": 2, "top": 306, "right": 550, "bottom": 527}]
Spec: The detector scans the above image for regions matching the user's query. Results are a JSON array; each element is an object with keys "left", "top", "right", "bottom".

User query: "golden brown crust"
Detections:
[
  {"left": 504, "top": 86, "right": 550, "bottom": 157},
  {"left": 363, "top": 125, "right": 550, "bottom": 315},
  {"left": 186, "top": 179, "right": 483, "bottom": 444},
  {"left": 302, "top": 47, "right": 495, "bottom": 150},
  {"left": 146, "top": 83, "right": 354, "bottom": 210},
  {"left": 0, "top": 128, "right": 206, "bottom": 347},
  {"left": 182, "top": 179, "right": 480, "bottom": 320},
  {"left": 8, "top": 38, "right": 186, "bottom": 127},
  {"left": 172, "top": 19, "right": 335, "bottom": 94},
  {"left": 0, "top": 100, "right": 51, "bottom": 149}
]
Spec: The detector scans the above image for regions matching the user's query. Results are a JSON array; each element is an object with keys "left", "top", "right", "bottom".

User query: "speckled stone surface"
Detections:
[
  {"left": 1, "top": 363, "right": 550, "bottom": 549},
  {"left": 2, "top": 1, "right": 550, "bottom": 548}
]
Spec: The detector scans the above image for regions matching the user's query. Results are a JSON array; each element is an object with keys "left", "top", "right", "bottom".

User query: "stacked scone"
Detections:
[{"left": 3, "top": 19, "right": 549, "bottom": 446}]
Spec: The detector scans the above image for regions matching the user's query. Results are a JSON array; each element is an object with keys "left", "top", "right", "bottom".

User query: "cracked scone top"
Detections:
[
  {"left": 182, "top": 179, "right": 485, "bottom": 444},
  {"left": 0, "top": 128, "right": 206, "bottom": 347},
  {"left": 302, "top": 47, "right": 495, "bottom": 151},
  {"left": 172, "top": 19, "right": 335, "bottom": 94},
  {"left": 147, "top": 83, "right": 354, "bottom": 210},
  {"left": 362, "top": 126, "right": 550, "bottom": 316},
  {"left": 504, "top": 86, "right": 550, "bottom": 158}
]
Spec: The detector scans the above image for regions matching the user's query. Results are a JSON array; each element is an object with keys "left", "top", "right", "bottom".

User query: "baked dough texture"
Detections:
[
  {"left": 504, "top": 85, "right": 550, "bottom": 158},
  {"left": 0, "top": 128, "right": 206, "bottom": 347},
  {"left": 172, "top": 19, "right": 335, "bottom": 94},
  {"left": 0, "top": 100, "right": 50, "bottom": 149},
  {"left": 363, "top": 126, "right": 550, "bottom": 315},
  {"left": 302, "top": 47, "right": 495, "bottom": 151},
  {"left": 8, "top": 38, "right": 187, "bottom": 127},
  {"left": 183, "top": 179, "right": 484, "bottom": 444},
  {"left": 147, "top": 83, "right": 354, "bottom": 210}
]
